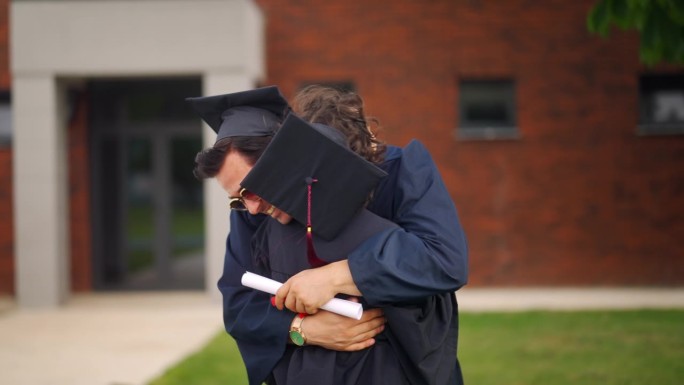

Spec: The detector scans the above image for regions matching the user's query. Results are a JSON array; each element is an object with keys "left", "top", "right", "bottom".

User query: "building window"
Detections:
[
  {"left": 639, "top": 74, "right": 684, "bottom": 136},
  {"left": 457, "top": 79, "right": 518, "bottom": 140},
  {"left": 0, "top": 92, "right": 11, "bottom": 146}
]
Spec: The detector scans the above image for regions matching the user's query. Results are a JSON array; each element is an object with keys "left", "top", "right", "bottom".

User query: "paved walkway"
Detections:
[
  {"left": 1, "top": 287, "right": 683, "bottom": 385},
  {"left": 0, "top": 292, "right": 221, "bottom": 385}
]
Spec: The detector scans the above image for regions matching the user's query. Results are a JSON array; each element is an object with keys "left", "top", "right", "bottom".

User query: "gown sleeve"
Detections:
[
  {"left": 217, "top": 211, "right": 296, "bottom": 385},
  {"left": 347, "top": 140, "right": 469, "bottom": 306}
]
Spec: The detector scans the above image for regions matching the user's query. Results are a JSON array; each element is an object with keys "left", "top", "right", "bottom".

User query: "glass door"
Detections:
[{"left": 90, "top": 77, "right": 204, "bottom": 290}]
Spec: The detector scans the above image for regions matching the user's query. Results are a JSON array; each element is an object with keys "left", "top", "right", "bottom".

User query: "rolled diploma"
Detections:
[{"left": 241, "top": 272, "right": 363, "bottom": 320}]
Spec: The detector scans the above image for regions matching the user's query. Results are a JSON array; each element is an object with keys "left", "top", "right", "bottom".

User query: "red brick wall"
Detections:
[
  {"left": 0, "top": 148, "right": 13, "bottom": 294},
  {"left": 256, "top": 0, "right": 684, "bottom": 285},
  {"left": 68, "top": 91, "right": 91, "bottom": 292}
]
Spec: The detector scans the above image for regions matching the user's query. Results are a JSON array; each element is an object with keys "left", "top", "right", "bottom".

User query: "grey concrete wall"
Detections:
[{"left": 11, "top": 0, "right": 264, "bottom": 307}]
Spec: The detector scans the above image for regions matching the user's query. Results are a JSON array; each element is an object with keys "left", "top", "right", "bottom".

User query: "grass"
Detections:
[
  {"left": 460, "top": 310, "right": 683, "bottom": 385},
  {"left": 148, "top": 331, "right": 249, "bottom": 385},
  {"left": 148, "top": 310, "right": 684, "bottom": 385}
]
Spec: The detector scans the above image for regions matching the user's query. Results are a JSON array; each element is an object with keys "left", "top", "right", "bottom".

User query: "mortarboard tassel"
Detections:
[{"left": 305, "top": 177, "right": 327, "bottom": 268}]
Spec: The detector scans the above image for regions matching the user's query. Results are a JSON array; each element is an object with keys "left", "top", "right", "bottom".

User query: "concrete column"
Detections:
[
  {"left": 11, "top": 0, "right": 265, "bottom": 306},
  {"left": 13, "top": 76, "right": 69, "bottom": 307},
  {"left": 201, "top": 73, "right": 258, "bottom": 301}
]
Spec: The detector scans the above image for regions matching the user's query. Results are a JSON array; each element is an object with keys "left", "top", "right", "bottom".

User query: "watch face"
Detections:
[{"left": 289, "top": 330, "right": 305, "bottom": 346}]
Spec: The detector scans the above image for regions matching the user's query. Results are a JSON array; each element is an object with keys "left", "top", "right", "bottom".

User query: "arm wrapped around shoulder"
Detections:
[{"left": 348, "top": 140, "right": 468, "bottom": 306}]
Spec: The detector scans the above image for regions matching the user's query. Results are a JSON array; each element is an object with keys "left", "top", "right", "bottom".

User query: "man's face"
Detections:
[{"left": 216, "top": 150, "right": 293, "bottom": 224}]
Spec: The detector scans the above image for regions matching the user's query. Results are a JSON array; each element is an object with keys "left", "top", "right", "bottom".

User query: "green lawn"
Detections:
[
  {"left": 149, "top": 332, "right": 248, "bottom": 385},
  {"left": 149, "top": 310, "right": 684, "bottom": 385}
]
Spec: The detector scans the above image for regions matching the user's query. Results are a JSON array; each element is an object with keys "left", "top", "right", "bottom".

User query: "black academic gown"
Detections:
[
  {"left": 251, "top": 209, "right": 460, "bottom": 385},
  {"left": 218, "top": 140, "right": 468, "bottom": 385}
]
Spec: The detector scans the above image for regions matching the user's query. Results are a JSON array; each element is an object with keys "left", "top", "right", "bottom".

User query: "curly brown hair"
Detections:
[{"left": 292, "top": 85, "right": 386, "bottom": 164}]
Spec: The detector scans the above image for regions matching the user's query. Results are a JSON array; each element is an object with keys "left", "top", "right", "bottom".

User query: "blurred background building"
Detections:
[{"left": 0, "top": 0, "right": 682, "bottom": 308}]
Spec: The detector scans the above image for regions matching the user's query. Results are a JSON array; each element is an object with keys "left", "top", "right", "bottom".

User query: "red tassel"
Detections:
[
  {"left": 306, "top": 226, "right": 325, "bottom": 268},
  {"left": 306, "top": 178, "right": 326, "bottom": 268}
]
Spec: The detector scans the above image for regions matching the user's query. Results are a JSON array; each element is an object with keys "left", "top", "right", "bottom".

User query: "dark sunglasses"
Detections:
[{"left": 229, "top": 187, "right": 260, "bottom": 211}]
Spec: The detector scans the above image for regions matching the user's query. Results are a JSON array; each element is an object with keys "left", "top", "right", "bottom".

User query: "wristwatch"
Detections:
[{"left": 289, "top": 313, "right": 307, "bottom": 346}]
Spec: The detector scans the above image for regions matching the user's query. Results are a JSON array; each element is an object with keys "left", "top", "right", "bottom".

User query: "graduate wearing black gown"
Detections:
[
  {"left": 243, "top": 115, "right": 460, "bottom": 385},
  {"left": 187, "top": 86, "right": 468, "bottom": 385}
]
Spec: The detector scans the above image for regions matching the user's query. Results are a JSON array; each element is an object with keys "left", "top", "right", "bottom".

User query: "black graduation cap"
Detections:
[
  {"left": 185, "top": 86, "right": 290, "bottom": 141},
  {"left": 241, "top": 114, "right": 388, "bottom": 241}
]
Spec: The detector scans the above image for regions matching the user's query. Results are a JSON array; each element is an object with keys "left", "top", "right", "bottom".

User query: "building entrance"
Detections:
[{"left": 90, "top": 77, "right": 205, "bottom": 290}]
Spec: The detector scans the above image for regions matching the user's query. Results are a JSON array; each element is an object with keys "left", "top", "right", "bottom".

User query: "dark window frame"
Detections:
[
  {"left": 457, "top": 79, "right": 519, "bottom": 140},
  {"left": 0, "top": 91, "right": 12, "bottom": 146},
  {"left": 638, "top": 73, "right": 684, "bottom": 136}
]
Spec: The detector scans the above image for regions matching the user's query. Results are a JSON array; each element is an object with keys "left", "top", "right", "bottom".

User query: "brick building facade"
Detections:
[
  {"left": 1, "top": 0, "right": 682, "bottom": 295},
  {"left": 253, "top": 0, "right": 684, "bottom": 286}
]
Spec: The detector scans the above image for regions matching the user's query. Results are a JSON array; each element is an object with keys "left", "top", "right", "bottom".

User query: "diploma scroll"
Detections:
[{"left": 241, "top": 272, "right": 363, "bottom": 320}]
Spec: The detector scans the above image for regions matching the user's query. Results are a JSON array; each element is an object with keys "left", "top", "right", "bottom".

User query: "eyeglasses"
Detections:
[{"left": 229, "top": 187, "right": 261, "bottom": 211}]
